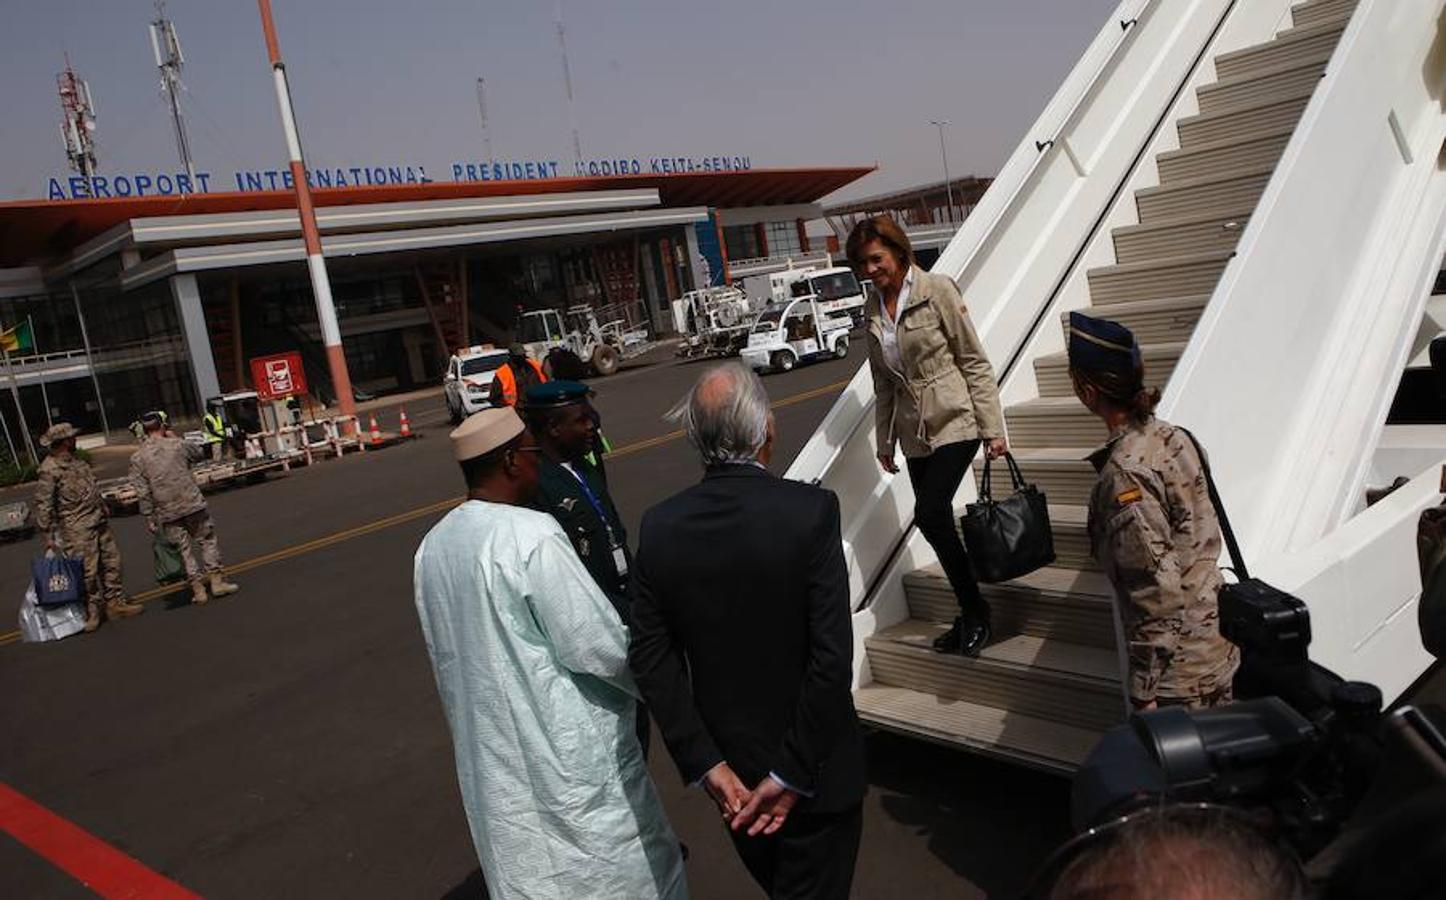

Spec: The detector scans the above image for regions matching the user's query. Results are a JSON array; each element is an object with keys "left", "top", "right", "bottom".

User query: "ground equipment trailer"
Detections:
[
  {"left": 671, "top": 287, "right": 757, "bottom": 359},
  {"left": 99, "top": 456, "right": 288, "bottom": 517},
  {"left": 517, "top": 304, "right": 653, "bottom": 376}
]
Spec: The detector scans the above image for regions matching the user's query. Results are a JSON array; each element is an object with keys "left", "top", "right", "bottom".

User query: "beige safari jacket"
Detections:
[{"left": 865, "top": 266, "right": 1005, "bottom": 458}]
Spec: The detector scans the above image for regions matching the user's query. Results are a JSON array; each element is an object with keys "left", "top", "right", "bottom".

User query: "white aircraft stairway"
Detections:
[{"left": 788, "top": 0, "right": 1446, "bottom": 772}]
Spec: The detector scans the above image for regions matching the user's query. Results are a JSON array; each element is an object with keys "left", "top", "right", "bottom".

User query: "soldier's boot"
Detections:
[
  {"left": 190, "top": 580, "right": 209, "bottom": 605},
  {"left": 83, "top": 600, "right": 103, "bottom": 633},
  {"left": 105, "top": 597, "right": 146, "bottom": 619},
  {"left": 209, "top": 573, "right": 239, "bottom": 597}
]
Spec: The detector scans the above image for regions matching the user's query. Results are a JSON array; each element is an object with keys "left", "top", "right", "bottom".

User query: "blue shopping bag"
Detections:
[{"left": 32, "top": 552, "right": 85, "bottom": 607}]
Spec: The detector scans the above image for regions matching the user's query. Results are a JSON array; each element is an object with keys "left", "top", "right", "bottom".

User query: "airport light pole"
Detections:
[
  {"left": 929, "top": 120, "right": 954, "bottom": 225},
  {"left": 256, "top": 0, "right": 355, "bottom": 419}
]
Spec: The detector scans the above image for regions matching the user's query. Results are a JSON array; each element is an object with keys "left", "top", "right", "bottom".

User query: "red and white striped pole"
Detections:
[{"left": 256, "top": 0, "right": 355, "bottom": 420}]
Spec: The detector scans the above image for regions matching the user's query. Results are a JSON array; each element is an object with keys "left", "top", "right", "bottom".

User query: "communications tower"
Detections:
[
  {"left": 476, "top": 77, "right": 493, "bottom": 161},
  {"left": 57, "top": 58, "right": 98, "bottom": 178},
  {"left": 554, "top": 1, "right": 582, "bottom": 166},
  {"left": 149, "top": 1, "right": 196, "bottom": 181}
]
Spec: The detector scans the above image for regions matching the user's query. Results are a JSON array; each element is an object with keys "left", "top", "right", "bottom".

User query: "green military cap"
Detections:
[{"left": 524, "top": 380, "right": 593, "bottom": 410}]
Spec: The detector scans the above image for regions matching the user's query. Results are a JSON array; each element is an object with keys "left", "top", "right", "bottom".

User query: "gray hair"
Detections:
[{"left": 669, "top": 363, "right": 772, "bottom": 466}]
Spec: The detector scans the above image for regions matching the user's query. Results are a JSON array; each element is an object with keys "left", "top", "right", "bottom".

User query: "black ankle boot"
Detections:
[
  {"left": 933, "top": 616, "right": 966, "bottom": 654},
  {"left": 958, "top": 618, "right": 991, "bottom": 658}
]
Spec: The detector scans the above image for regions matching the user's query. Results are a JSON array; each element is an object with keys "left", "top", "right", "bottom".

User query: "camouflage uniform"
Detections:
[
  {"left": 1086, "top": 416, "right": 1239, "bottom": 709},
  {"left": 34, "top": 451, "right": 128, "bottom": 619},
  {"left": 129, "top": 435, "right": 227, "bottom": 590}
]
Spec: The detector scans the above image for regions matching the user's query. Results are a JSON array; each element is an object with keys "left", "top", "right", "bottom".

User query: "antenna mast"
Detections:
[
  {"left": 57, "top": 56, "right": 98, "bottom": 178},
  {"left": 476, "top": 77, "right": 493, "bottom": 161},
  {"left": 554, "top": 1, "right": 582, "bottom": 166},
  {"left": 149, "top": 0, "right": 196, "bottom": 181}
]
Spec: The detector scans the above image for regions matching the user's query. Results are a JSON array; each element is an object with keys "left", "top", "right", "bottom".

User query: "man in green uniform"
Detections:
[
  {"left": 524, "top": 381, "right": 631, "bottom": 615},
  {"left": 34, "top": 422, "right": 145, "bottom": 631},
  {"left": 1068, "top": 312, "right": 1238, "bottom": 710},
  {"left": 524, "top": 380, "right": 649, "bottom": 752}
]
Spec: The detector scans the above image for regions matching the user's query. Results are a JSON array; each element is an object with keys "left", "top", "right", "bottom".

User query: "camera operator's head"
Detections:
[{"left": 1045, "top": 805, "right": 1304, "bottom": 900}]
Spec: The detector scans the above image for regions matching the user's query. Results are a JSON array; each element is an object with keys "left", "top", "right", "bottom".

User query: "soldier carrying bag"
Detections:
[{"left": 960, "top": 452, "right": 1056, "bottom": 583}]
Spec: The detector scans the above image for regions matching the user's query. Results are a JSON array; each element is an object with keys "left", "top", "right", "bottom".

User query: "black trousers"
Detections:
[
  {"left": 906, "top": 439, "right": 990, "bottom": 623},
  {"left": 728, "top": 806, "right": 862, "bottom": 900}
]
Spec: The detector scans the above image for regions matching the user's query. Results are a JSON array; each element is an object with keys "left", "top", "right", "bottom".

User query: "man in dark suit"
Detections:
[{"left": 630, "top": 363, "right": 866, "bottom": 899}]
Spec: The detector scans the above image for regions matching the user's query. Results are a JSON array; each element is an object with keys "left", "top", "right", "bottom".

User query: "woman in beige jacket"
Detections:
[{"left": 848, "top": 215, "right": 1007, "bottom": 657}]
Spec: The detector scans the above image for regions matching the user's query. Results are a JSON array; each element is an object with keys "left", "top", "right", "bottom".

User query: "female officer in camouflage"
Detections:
[{"left": 1067, "top": 312, "right": 1238, "bottom": 711}]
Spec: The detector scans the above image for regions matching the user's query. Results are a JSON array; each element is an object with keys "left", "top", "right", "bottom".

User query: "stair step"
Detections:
[
  {"left": 1292, "top": 0, "right": 1357, "bottom": 30},
  {"left": 1005, "top": 397, "right": 1109, "bottom": 449},
  {"left": 904, "top": 557, "right": 1113, "bottom": 644},
  {"left": 1156, "top": 127, "right": 1293, "bottom": 183},
  {"left": 1086, "top": 250, "right": 1233, "bottom": 305},
  {"left": 1136, "top": 166, "right": 1273, "bottom": 224},
  {"left": 1034, "top": 340, "right": 1187, "bottom": 398},
  {"left": 854, "top": 684, "right": 1102, "bottom": 772},
  {"left": 1197, "top": 54, "right": 1327, "bottom": 117},
  {"left": 1112, "top": 209, "right": 1252, "bottom": 264},
  {"left": 865, "top": 621, "right": 1124, "bottom": 731},
  {"left": 1058, "top": 295, "right": 1209, "bottom": 346},
  {"left": 1177, "top": 90, "right": 1313, "bottom": 148},
  {"left": 1215, "top": 19, "right": 1346, "bottom": 82},
  {"left": 983, "top": 448, "right": 1098, "bottom": 506}
]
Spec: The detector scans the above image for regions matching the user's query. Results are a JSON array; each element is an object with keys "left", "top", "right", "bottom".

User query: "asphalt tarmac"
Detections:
[{"left": 5, "top": 344, "right": 1430, "bottom": 898}]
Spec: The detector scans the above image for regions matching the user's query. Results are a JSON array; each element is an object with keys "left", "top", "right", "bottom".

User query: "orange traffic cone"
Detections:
[
  {"left": 368, "top": 413, "right": 383, "bottom": 446},
  {"left": 398, "top": 407, "right": 412, "bottom": 438}
]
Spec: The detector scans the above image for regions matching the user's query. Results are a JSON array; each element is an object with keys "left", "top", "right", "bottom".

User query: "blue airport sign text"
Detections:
[{"left": 45, "top": 153, "right": 755, "bottom": 200}]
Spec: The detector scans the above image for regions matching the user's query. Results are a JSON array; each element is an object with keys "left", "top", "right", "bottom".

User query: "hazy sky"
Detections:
[{"left": 0, "top": 0, "right": 1117, "bottom": 203}]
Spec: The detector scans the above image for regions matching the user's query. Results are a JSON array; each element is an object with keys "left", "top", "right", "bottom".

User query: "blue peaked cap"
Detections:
[
  {"left": 1067, "top": 311, "right": 1141, "bottom": 386},
  {"left": 524, "top": 380, "right": 592, "bottom": 409}
]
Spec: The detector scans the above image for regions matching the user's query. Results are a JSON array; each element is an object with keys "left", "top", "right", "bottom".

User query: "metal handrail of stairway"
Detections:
[{"left": 799, "top": 1, "right": 1155, "bottom": 494}]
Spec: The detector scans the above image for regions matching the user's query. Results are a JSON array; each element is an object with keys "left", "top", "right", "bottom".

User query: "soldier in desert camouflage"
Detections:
[
  {"left": 1067, "top": 311, "right": 1238, "bottom": 710},
  {"left": 129, "top": 411, "right": 239, "bottom": 606},
  {"left": 34, "top": 422, "right": 146, "bottom": 631}
]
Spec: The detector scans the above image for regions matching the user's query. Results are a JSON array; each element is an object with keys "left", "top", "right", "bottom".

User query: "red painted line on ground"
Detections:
[{"left": 0, "top": 782, "right": 201, "bottom": 899}]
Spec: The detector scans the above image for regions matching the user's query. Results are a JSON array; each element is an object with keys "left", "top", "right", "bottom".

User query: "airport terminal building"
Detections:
[{"left": 0, "top": 165, "right": 870, "bottom": 440}]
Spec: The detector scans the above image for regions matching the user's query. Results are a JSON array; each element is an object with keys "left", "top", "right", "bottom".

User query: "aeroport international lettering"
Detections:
[
  {"left": 231, "top": 164, "right": 433, "bottom": 192},
  {"left": 45, "top": 153, "right": 755, "bottom": 199},
  {"left": 46, "top": 163, "right": 433, "bottom": 200}
]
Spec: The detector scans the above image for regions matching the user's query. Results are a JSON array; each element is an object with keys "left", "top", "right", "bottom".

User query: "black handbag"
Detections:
[{"left": 960, "top": 452, "right": 1056, "bottom": 583}]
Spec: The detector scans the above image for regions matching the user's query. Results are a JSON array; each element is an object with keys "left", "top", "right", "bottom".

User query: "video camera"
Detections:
[{"left": 1087, "top": 582, "right": 1446, "bottom": 862}]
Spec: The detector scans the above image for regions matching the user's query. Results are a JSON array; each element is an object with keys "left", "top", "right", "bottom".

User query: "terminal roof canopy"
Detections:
[{"left": 0, "top": 167, "right": 873, "bottom": 268}]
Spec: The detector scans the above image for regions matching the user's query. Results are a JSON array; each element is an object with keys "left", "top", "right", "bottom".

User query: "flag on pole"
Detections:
[{"left": 0, "top": 321, "right": 33, "bottom": 354}]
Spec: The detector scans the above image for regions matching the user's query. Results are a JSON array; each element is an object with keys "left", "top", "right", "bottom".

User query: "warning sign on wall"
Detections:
[{"left": 249, "top": 352, "right": 308, "bottom": 401}]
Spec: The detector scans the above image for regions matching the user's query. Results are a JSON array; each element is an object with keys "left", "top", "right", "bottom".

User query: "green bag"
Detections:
[{"left": 153, "top": 535, "right": 185, "bottom": 584}]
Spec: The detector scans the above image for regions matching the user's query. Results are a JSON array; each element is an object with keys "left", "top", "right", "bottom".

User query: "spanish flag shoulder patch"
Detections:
[{"left": 1116, "top": 487, "right": 1143, "bottom": 506}]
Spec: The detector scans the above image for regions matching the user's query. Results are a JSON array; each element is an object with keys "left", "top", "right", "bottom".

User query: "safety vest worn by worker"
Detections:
[
  {"left": 202, "top": 411, "right": 225, "bottom": 444},
  {"left": 493, "top": 359, "right": 548, "bottom": 407}
]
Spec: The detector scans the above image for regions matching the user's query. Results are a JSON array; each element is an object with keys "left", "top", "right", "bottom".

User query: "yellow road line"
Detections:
[{"left": 0, "top": 376, "right": 851, "bottom": 647}]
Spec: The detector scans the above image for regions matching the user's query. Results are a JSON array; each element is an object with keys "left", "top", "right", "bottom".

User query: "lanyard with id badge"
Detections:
[{"left": 566, "top": 464, "right": 628, "bottom": 577}]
